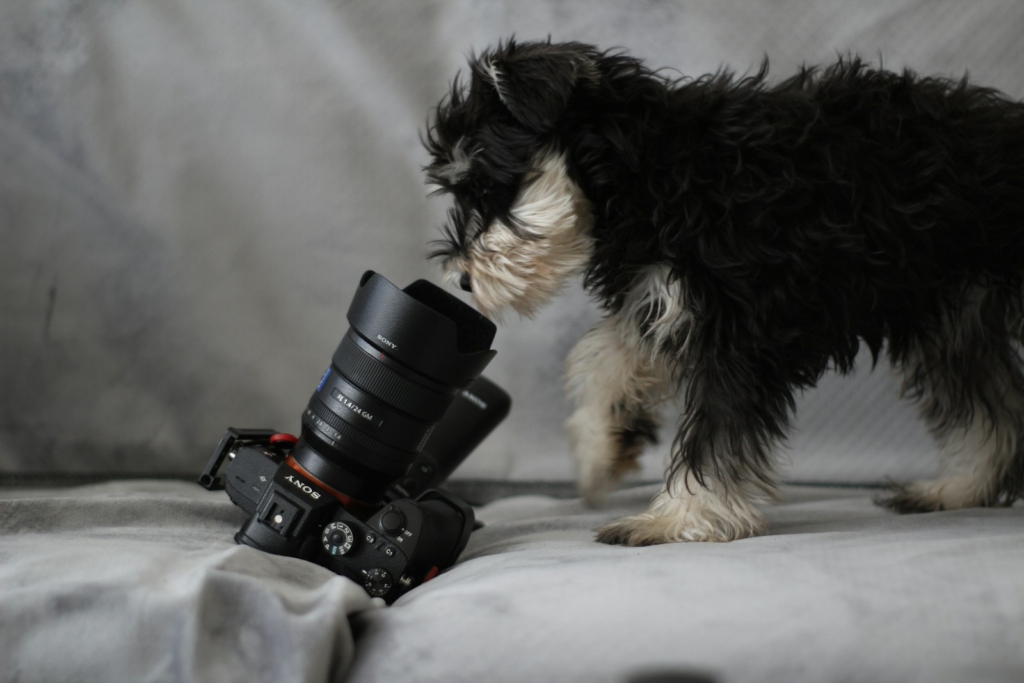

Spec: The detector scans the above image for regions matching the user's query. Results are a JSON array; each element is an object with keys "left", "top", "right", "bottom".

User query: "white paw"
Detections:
[
  {"left": 595, "top": 483, "right": 767, "bottom": 545},
  {"left": 879, "top": 476, "right": 994, "bottom": 512}
]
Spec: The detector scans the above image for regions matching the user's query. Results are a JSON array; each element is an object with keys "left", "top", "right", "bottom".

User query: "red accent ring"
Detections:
[
  {"left": 270, "top": 433, "right": 299, "bottom": 446},
  {"left": 283, "top": 455, "right": 377, "bottom": 510}
]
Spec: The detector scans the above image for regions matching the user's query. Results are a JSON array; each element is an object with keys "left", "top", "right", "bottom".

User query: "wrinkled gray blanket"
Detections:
[
  {"left": 2, "top": 481, "right": 1023, "bottom": 683},
  {"left": 0, "top": 481, "right": 379, "bottom": 683}
]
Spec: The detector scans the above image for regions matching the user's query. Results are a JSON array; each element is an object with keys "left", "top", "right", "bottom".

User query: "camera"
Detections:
[{"left": 199, "top": 271, "right": 510, "bottom": 603}]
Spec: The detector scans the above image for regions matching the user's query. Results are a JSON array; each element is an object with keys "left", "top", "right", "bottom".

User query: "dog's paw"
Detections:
[
  {"left": 876, "top": 477, "right": 994, "bottom": 513},
  {"left": 594, "top": 513, "right": 745, "bottom": 545},
  {"left": 876, "top": 485, "right": 945, "bottom": 513},
  {"left": 595, "top": 485, "right": 767, "bottom": 545},
  {"left": 595, "top": 514, "right": 711, "bottom": 545},
  {"left": 595, "top": 509, "right": 764, "bottom": 546}
]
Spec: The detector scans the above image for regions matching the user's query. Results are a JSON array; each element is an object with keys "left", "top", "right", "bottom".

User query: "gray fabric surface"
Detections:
[
  {"left": 3, "top": 480, "right": 1022, "bottom": 683},
  {"left": 352, "top": 485, "right": 1024, "bottom": 683},
  {"left": 0, "top": 481, "right": 380, "bottom": 683},
  {"left": 5, "top": 0, "right": 1024, "bottom": 483}
]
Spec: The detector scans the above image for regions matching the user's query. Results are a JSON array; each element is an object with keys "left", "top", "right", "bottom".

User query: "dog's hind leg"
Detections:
[
  {"left": 565, "top": 312, "right": 673, "bottom": 505},
  {"left": 883, "top": 287, "right": 1024, "bottom": 512}
]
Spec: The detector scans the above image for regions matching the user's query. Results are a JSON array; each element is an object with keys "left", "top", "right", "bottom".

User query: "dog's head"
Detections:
[{"left": 423, "top": 40, "right": 598, "bottom": 318}]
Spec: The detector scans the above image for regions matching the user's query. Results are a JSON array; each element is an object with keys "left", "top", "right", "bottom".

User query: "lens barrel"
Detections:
[{"left": 292, "top": 271, "right": 497, "bottom": 502}]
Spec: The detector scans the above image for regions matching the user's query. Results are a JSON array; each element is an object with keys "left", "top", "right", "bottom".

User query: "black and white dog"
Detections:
[{"left": 423, "top": 39, "right": 1024, "bottom": 545}]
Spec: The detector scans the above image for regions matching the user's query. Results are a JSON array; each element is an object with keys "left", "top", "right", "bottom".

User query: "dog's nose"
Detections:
[{"left": 459, "top": 273, "right": 472, "bottom": 292}]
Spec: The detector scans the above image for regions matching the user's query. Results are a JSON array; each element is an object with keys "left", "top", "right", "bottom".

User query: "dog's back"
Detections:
[{"left": 591, "top": 59, "right": 1024, "bottom": 370}]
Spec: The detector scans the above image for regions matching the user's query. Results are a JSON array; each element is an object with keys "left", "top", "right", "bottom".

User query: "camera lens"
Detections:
[{"left": 289, "top": 271, "right": 497, "bottom": 503}]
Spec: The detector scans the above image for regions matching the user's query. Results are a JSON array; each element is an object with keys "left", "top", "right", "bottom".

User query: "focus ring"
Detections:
[
  {"left": 303, "top": 397, "right": 418, "bottom": 466},
  {"left": 333, "top": 335, "right": 454, "bottom": 421}
]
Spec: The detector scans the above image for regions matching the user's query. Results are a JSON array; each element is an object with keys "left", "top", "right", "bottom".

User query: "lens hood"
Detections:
[{"left": 346, "top": 271, "right": 497, "bottom": 387}]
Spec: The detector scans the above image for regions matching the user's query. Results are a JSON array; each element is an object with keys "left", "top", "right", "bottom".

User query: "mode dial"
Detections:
[{"left": 321, "top": 521, "right": 355, "bottom": 556}]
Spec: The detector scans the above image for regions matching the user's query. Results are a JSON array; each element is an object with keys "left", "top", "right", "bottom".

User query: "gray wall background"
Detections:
[{"left": 3, "top": 0, "right": 1024, "bottom": 483}]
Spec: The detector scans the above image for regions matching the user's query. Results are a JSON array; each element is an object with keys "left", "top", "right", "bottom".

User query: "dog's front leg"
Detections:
[
  {"left": 596, "top": 348, "right": 788, "bottom": 545},
  {"left": 565, "top": 313, "right": 671, "bottom": 505}
]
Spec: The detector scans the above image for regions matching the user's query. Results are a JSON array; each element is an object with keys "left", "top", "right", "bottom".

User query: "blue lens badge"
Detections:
[{"left": 317, "top": 367, "right": 331, "bottom": 391}]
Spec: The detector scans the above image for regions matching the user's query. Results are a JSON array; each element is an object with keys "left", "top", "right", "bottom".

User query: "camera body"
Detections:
[
  {"left": 202, "top": 428, "right": 476, "bottom": 602},
  {"left": 200, "top": 271, "right": 509, "bottom": 603}
]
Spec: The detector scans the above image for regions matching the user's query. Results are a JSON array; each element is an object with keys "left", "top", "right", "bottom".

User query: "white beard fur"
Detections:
[{"left": 443, "top": 151, "right": 594, "bottom": 318}]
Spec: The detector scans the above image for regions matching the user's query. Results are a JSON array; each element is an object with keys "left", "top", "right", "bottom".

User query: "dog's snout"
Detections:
[{"left": 459, "top": 273, "right": 472, "bottom": 292}]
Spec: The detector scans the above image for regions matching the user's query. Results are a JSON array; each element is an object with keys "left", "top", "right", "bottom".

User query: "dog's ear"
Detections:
[{"left": 471, "top": 40, "right": 596, "bottom": 131}]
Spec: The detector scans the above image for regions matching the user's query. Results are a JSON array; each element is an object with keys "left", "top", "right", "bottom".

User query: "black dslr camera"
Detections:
[{"left": 199, "top": 271, "right": 509, "bottom": 603}]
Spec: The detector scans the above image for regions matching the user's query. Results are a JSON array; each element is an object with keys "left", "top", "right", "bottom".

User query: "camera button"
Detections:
[
  {"left": 379, "top": 509, "right": 406, "bottom": 535},
  {"left": 362, "top": 568, "right": 393, "bottom": 598}
]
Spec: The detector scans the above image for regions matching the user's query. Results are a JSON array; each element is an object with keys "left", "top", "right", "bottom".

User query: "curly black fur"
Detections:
[{"left": 425, "top": 39, "right": 1024, "bottom": 509}]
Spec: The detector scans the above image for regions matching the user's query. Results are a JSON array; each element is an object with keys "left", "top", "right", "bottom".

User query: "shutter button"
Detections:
[{"left": 379, "top": 508, "right": 406, "bottom": 535}]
